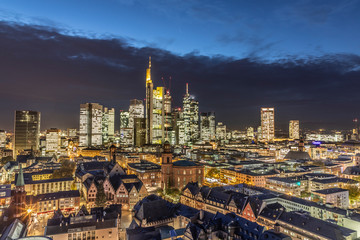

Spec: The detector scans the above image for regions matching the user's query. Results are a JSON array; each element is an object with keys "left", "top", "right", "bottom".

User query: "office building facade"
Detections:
[
  {"left": 14, "top": 110, "right": 41, "bottom": 155},
  {"left": 261, "top": 108, "right": 275, "bottom": 141}
]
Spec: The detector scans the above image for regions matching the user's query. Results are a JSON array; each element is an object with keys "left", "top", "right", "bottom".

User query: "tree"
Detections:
[
  {"left": 52, "top": 160, "right": 76, "bottom": 179},
  {"left": 95, "top": 184, "right": 107, "bottom": 207},
  {"left": 301, "top": 191, "right": 311, "bottom": 198},
  {"left": 346, "top": 185, "right": 360, "bottom": 201},
  {"left": 206, "top": 168, "right": 220, "bottom": 179}
]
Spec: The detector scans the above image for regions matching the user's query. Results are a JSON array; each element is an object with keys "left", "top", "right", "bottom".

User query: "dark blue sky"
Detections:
[
  {"left": 0, "top": 1, "right": 360, "bottom": 131},
  {"left": 1, "top": 0, "right": 359, "bottom": 58}
]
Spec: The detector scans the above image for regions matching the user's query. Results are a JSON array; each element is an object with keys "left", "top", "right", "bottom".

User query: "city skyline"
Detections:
[
  {"left": 2, "top": 2, "right": 360, "bottom": 239},
  {"left": 1, "top": 2, "right": 360, "bottom": 131}
]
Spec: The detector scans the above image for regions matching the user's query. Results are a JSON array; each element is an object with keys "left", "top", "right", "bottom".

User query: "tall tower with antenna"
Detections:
[{"left": 145, "top": 57, "right": 154, "bottom": 144}]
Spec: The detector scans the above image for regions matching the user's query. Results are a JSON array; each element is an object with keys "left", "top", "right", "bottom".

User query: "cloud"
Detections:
[{"left": 0, "top": 21, "right": 359, "bottom": 131}]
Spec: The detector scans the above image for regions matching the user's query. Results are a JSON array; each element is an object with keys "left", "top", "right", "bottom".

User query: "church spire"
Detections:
[
  {"left": 16, "top": 164, "right": 25, "bottom": 187},
  {"left": 146, "top": 56, "right": 152, "bottom": 83}
]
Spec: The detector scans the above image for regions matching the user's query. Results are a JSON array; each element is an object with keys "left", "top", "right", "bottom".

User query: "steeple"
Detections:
[
  {"left": 146, "top": 56, "right": 152, "bottom": 83},
  {"left": 16, "top": 165, "right": 25, "bottom": 187}
]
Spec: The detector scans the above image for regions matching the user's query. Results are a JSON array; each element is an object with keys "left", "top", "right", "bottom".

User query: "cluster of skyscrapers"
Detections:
[
  {"left": 80, "top": 57, "right": 223, "bottom": 147},
  {"left": 8, "top": 58, "right": 302, "bottom": 155},
  {"left": 79, "top": 103, "right": 115, "bottom": 147}
]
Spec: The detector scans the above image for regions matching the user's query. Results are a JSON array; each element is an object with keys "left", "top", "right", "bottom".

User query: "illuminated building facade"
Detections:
[
  {"left": 79, "top": 103, "right": 103, "bottom": 147},
  {"left": 200, "top": 112, "right": 216, "bottom": 141},
  {"left": 0, "top": 130, "right": 6, "bottom": 148},
  {"left": 46, "top": 128, "right": 60, "bottom": 154},
  {"left": 67, "top": 128, "right": 77, "bottom": 137},
  {"left": 164, "top": 90, "right": 176, "bottom": 144},
  {"left": 129, "top": 99, "right": 144, "bottom": 129},
  {"left": 102, "top": 107, "right": 115, "bottom": 143},
  {"left": 14, "top": 110, "right": 41, "bottom": 155},
  {"left": 247, "top": 127, "right": 254, "bottom": 139},
  {"left": 305, "top": 132, "right": 344, "bottom": 142},
  {"left": 216, "top": 122, "right": 226, "bottom": 141},
  {"left": 261, "top": 107, "right": 275, "bottom": 141},
  {"left": 289, "top": 120, "right": 300, "bottom": 139},
  {"left": 144, "top": 57, "right": 167, "bottom": 145},
  {"left": 119, "top": 111, "right": 133, "bottom": 146},
  {"left": 152, "top": 86, "right": 165, "bottom": 144},
  {"left": 183, "top": 84, "right": 199, "bottom": 145},
  {"left": 173, "top": 108, "right": 186, "bottom": 145}
]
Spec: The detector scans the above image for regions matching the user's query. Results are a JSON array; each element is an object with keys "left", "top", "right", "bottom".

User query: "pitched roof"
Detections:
[{"left": 278, "top": 211, "right": 355, "bottom": 240}]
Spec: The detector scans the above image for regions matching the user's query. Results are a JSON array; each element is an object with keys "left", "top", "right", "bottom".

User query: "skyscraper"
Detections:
[
  {"left": 79, "top": 103, "right": 103, "bottom": 147},
  {"left": 289, "top": 120, "right": 300, "bottom": 139},
  {"left": 183, "top": 84, "right": 199, "bottom": 145},
  {"left": 261, "top": 108, "right": 275, "bottom": 141},
  {"left": 120, "top": 111, "right": 132, "bottom": 146},
  {"left": 102, "top": 107, "right": 115, "bottom": 143},
  {"left": 134, "top": 118, "right": 146, "bottom": 147},
  {"left": 14, "top": 110, "right": 41, "bottom": 155},
  {"left": 163, "top": 90, "right": 176, "bottom": 145},
  {"left": 152, "top": 86, "right": 165, "bottom": 144},
  {"left": 145, "top": 57, "right": 153, "bottom": 144},
  {"left": 129, "top": 99, "right": 144, "bottom": 128},
  {"left": 200, "top": 112, "right": 216, "bottom": 141},
  {"left": 46, "top": 128, "right": 60, "bottom": 154},
  {"left": 173, "top": 108, "right": 185, "bottom": 145},
  {"left": 0, "top": 130, "right": 6, "bottom": 148},
  {"left": 108, "top": 108, "right": 115, "bottom": 141}
]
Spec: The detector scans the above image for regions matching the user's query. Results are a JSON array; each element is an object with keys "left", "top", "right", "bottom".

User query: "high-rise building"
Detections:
[
  {"left": 172, "top": 108, "right": 185, "bottom": 145},
  {"left": 216, "top": 122, "right": 226, "bottom": 141},
  {"left": 107, "top": 108, "right": 115, "bottom": 141},
  {"left": 102, "top": 107, "right": 115, "bottom": 143},
  {"left": 120, "top": 111, "right": 132, "bottom": 146},
  {"left": 46, "top": 128, "right": 61, "bottom": 154},
  {"left": 289, "top": 120, "right": 300, "bottom": 139},
  {"left": 134, "top": 118, "right": 146, "bottom": 147},
  {"left": 14, "top": 110, "right": 41, "bottom": 155},
  {"left": 183, "top": 84, "right": 199, "bottom": 145},
  {"left": 260, "top": 108, "right": 275, "bottom": 141},
  {"left": 79, "top": 103, "right": 103, "bottom": 147},
  {"left": 200, "top": 112, "right": 216, "bottom": 141},
  {"left": 0, "top": 130, "right": 6, "bottom": 148},
  {"left": 145, "top": 57, "right": 154, "bottom": 144},
  {"left": 152, "top": 86, "right": 165, "bottom": 144},
  {"left": 129, "top": 99, "right": 144, "bottom": 128}
]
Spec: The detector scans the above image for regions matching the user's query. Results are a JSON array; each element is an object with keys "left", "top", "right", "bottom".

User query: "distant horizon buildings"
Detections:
[
  {"left": 14, "top": 110, "right": 41, "bottom": 155},
  {"left": 261, "top": 107, "right": 275, "bottom": 141}
]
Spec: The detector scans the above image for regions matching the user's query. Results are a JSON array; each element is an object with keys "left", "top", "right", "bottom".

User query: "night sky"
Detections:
[{"left": 0, "top": 0, "right": 360, "bottom": 131}]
